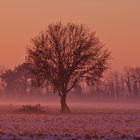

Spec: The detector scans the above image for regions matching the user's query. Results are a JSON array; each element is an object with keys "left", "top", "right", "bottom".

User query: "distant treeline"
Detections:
[{"left": 0, "top": 63, "right": 140, "bottom": 99}]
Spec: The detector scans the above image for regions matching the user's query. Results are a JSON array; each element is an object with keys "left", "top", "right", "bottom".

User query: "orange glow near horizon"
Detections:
[{"left": 0, "top": 0, "right": 140, "bottom": 70}]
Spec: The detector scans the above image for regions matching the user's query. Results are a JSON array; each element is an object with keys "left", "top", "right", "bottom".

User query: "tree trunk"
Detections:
[
  {"left": 133, "top": 81, "right": 138, "bottom": 97},
  {"left": 126, "top": 77, "right": 132, "bottom": 97},
  {"left": 60, "top": 95, "right": 70, "bottom": 113}
]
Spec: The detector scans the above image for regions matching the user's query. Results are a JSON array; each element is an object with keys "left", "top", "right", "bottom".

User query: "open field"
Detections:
[{"left": 0, "top": 105, "right": 140, "bottom": 140}]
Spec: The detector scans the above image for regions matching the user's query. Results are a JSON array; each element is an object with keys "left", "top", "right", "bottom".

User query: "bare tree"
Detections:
[
  {"left": 124, "top": 68, "right": 133, "bottom": 97},
  {"left": 106, "top": 71, "right": 125, "bottom": 99},
  {"left": 124, "top": 67, "right": 140, "bottom": 98},
  {"left": 120, "top": 73, "right": 125, "bottom": 98},
  {"left": 26, "top": 22, "right": 110, "bottom": 113}
]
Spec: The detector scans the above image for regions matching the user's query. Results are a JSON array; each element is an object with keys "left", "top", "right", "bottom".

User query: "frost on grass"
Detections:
[{"left": 0, "top": 109, "right": 140, "bottom": 140}]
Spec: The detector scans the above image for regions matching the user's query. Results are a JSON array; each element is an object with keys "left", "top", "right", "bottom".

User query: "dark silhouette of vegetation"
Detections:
[
  {"left": 16, "top": 104, "right": 47, "bottom": 114},
  {"left": 124, "top": 67, "right": 140, "bottom": 97},
  {"left": 0, "top": 63, "right": 30, "bottom": 96},
  {"left": 90, "top": 67, "right": 140, "bottom": 99},
  {"left": 26, "top": 22, "right": 110, "bottom": 113}
]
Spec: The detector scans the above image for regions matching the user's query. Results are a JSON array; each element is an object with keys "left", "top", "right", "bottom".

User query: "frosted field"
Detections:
[{"left": 0, "top": 106, "right": 139, "bottom": 140}]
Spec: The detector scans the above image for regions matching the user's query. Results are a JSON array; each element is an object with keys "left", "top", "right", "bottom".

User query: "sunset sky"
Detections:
[{"left": 0, "top": 0, "right": 140, "bottom": 70}]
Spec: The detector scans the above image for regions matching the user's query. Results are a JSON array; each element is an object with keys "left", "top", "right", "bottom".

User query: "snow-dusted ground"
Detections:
[{"left": 0, "top": 108, "right": 140, "bottom": 140}]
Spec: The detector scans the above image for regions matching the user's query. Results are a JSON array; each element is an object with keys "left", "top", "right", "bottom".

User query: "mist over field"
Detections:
[
  {"left": 0, "top": 93, "right": 139, "bottom": 140},
  {"left": 0, "top": 93, "right": 140, "bottom": 111}
]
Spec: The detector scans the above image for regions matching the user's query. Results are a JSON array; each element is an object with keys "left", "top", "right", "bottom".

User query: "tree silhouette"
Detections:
[
  {"left": 1, "top": 63, "right": 30, "bottom": 96},
  {"left": 26, "top": 22, "right": 110, "bottom": 113},
  {"left": 124, "top": 67, "right": 140, "bottom": 97},
  {"left": 1, "top": 69, "right": 17, "bottom": 95}
]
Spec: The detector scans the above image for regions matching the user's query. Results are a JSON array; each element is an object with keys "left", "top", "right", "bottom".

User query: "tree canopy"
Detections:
[{"left": 26, "top": 22, "right": 110, "bottom": 112}]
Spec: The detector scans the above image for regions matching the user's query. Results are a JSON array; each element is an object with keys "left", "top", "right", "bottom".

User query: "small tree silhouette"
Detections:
[
  {"left": 1, "top": 63, "right": 30, "bottom": 96},
  {"left": 26, "top": 22, "right": 110, "bottom": 113}
]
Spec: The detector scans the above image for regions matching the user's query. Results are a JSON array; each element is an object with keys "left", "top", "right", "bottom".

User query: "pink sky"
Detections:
[{"left": 0, "top": 0, "right": 140, "bottom": 70}]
